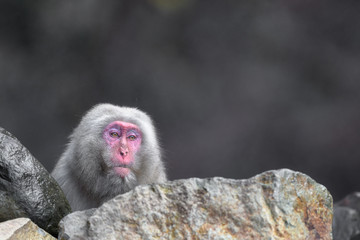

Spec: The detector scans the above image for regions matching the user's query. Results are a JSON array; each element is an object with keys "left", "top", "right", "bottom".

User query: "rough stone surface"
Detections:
[
  {"left": 0, "top": 218, "right": 56, "bottom": 240},
  {"left": 333, "top": 206, "right": 360, "bottom": 240},
  {"left": 333, "top": 192, "right": 360, "bottom": 240},
  {"left": 0, "top": 127, "right": 71, "bottom": 236},
  {"left": 59, "top": 208, "right": 95, "bottom": 240},
  {"left": 59, "top": 169, "right": 333, "bottom": 240}
]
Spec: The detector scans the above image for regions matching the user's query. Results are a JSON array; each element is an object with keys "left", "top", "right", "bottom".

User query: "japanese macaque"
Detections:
[{"left": 52, "top": 103, "right": 166, "bottom": 211}]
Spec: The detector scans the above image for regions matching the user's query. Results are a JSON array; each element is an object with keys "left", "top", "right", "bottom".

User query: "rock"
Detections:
[
  {"left": 0, "top": 192, "right": 27, "bottom": 221},
  {"left": 0, "top": 127, "right": 71, "bottom": 236},
  {"left": 336, "top": 192, "right": 360, "bottom": 213},
  {"left": 333, "top": 206, "right": 360, "bottom": 240},
  {"left": 58, "top": 208, "right": 95, "bottom": 240},
  {"left": 352, "top": 234, "right": 360, "bottom": 240},
  {"left": 59, "top": 169, "right": 333, "bottom": 240},
  {"left": 0, "top": 218, "right": 56, "bottom": 240},
  {"left": 333, "top": 192, "right": 360, "bottom": 240}
]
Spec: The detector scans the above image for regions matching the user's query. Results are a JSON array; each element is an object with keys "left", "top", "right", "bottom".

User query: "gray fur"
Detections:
[{"left": 51, "top": 103, "right": 166, "bottom": 211}]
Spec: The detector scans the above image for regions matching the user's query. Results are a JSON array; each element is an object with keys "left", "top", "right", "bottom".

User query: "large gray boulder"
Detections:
[
  {"left": 333, "top": 192, "right": 360, "bottom": 240},
  {"left": 59, "top": 169, "right": 333, "bottom": 240},
  {"left": 333, "top": 206, "right": 360, "bottom": 240},
  {"left": 0, "top": 127, "right": 71, "bottom": 236}
]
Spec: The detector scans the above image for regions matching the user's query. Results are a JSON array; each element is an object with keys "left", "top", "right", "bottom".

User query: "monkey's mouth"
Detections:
[{"left": 113, "top": 166, "right": 131, "bottom": 178}]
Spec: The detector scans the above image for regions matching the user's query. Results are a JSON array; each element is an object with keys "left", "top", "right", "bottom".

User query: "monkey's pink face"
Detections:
[{"left": 103, "top": 121, "right": 142, "bottom": 178}]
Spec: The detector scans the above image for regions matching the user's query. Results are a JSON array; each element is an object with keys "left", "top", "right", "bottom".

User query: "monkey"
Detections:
[{"left": 51, "top": 103, "right": 167, "bottom": 211}]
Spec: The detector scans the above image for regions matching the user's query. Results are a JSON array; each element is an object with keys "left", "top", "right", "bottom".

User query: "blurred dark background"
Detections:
[{"left": 1, "top": 0, "right": 359, "bottom": 202}]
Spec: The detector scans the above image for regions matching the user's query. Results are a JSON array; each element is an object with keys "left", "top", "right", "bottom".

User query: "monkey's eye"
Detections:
[
  {"left": 128, "top": 135, "right": 137, "bottom": 141},
  {"left": 110, "top": 132, "right": 120, "bottom": 138}
]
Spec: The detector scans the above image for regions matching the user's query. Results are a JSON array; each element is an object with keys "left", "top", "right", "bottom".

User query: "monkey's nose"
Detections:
[{"left": 120, "top": 148, "right": 128, "bottom": 156}]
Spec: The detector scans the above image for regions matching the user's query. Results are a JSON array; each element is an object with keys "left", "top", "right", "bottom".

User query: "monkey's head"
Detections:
[{"left": 67, "top": 103, "right": 162, "bottom": 200}]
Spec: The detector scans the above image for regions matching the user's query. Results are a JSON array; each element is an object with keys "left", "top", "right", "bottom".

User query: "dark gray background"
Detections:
[{"left": 1, "top": 0, "right": 359, "bottom": 201}]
